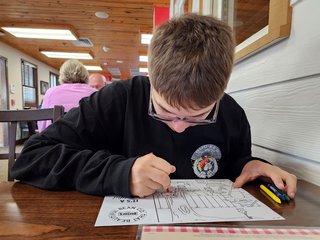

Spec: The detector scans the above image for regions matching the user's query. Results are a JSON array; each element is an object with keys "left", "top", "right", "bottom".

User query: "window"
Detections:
[
  {"left": 21, "top": 60, "right": 38, "bottom": 108},
  {"left": 49, "top": 72, "right": 59, "bottom": 87},
  {"left": 0, "top": 56, "right": 9, "bottom": 147}
]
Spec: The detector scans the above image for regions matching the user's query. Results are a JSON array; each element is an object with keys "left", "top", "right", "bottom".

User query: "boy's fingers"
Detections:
[
  {"left": 268, "top": 170, "right": 297, "bottom": 199},
  {"left": 284, "top": 174, "right": 297, "bottom": 199},
  {"left": 151, "top": 155, "right": 176, "bottom": 175},
  {"left": 233, "top": 173, "right": 249, "bottom": 188},
  {"left": 149, "top": 168, "right": 171, "bottom": 188},
  {"left": 145, "top": 179, "right": 164, "bottom": 191}
]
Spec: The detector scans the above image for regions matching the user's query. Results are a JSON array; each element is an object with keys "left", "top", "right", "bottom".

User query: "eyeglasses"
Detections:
[{"left": 148, "top": 91, "right": 219, "bottom": 125}]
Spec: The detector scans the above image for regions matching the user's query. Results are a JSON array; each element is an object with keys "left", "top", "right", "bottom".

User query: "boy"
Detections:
[{"left": 11, "top": 13, "right": 297, "bottom": 198}]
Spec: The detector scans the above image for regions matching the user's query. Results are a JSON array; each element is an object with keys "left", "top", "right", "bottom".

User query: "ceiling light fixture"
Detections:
[
  {"left": 84, "top": 65, "right": 103, "bottom": 71},
  {"left": 95, "top": 12, "right": 109, "bottom": 19},
  {"left": 139, "top": 67, "right": 148, "bottom": 73},
  {"left": 1, "top": 27, "right": 77, "bottom": 40},
  {"left": 141, "top": 34, "right": 153, "bottom": 44},
  {"left": 41, "top": 51, "right": 93, "bottom": 59},
  {"left": 107, "top": 67, "right": 121, "bottom": 76},
  {"left": 103, "top": 46, "right": 110, "bottom": 53},
  {"left": 139, "top": 56, "right": 148, "bottom": 62},
  {"left": 130, "top": 69, "right": 140, "bottom": 76}
]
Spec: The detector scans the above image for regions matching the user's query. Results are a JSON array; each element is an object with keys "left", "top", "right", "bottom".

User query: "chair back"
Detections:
[{"left": 0, "top": 105, "right": 64, "bottom": 181}]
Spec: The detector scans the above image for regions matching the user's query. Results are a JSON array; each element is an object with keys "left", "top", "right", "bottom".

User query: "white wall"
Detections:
[
  {"left": 0, "top": 41, "right": 58, "bottom": 110},
  {"left": 227, "top": 0, "right": 320, "bottom": 186}
]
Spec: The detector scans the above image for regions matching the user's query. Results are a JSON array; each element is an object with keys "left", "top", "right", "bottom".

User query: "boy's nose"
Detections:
[{"left": 170, "top": 121, "right": 190, "bottom": 133}]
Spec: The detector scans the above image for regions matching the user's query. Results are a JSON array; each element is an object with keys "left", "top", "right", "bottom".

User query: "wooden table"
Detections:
[{"left": 0, "top": 180, "right": 319, "bottom": 239}]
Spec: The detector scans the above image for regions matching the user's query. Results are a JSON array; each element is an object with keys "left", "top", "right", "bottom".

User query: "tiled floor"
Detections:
[
  {"left": 0, "top": 160, "right": 8, "bottom": 181},
  {"left": 0, "top": 145, "right": 23, "bottom": 181}
]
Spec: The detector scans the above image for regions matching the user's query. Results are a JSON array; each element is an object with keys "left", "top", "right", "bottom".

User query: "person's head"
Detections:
[
  {"left": 88, "top": 73, "right": 107, "bottom": 90},
  {"left": 147, "top": 13, "right": 234, "bottom": 133},
  {"left": 59, "top": 59, "right": 89, "bottom": 84}
]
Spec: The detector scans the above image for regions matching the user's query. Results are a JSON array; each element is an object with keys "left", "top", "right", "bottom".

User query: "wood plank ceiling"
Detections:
[
  {"left": 0, "top": 0, "right": 269, "bottom": 79},
  {"left": 0, "top": 0, "right": 169, "bottom": 79}
]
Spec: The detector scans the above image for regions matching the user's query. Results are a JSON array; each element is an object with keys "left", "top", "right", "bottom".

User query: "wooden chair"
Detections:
[{"left": 0, "top": 105, "right": 64, "bottom": 181}]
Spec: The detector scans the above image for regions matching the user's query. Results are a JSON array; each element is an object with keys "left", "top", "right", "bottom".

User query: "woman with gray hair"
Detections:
[{"left": 38, "top": 59, "right": 97, "bottom": 132}]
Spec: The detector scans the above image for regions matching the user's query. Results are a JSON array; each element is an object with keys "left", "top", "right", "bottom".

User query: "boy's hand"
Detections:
[
  {"left": 233, "top": 160, "right": 297, "bottom": 199},
  {"left": 130, "top": 153, "right": 176, "bottom": 198}
]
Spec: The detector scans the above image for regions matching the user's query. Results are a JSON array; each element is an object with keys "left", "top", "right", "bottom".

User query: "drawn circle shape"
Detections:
[{"left": 109, "top": 206, "right": 147, "bottom": 223}]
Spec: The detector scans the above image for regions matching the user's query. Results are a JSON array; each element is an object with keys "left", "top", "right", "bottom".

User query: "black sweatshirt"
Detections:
[{"left": 11, "top": 76, "right": 257, "bottom": 197}]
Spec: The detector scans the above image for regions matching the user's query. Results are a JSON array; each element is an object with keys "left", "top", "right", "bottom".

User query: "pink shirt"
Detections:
[{"left": 38, "top": 83, "right": 97, "bottom": 132}]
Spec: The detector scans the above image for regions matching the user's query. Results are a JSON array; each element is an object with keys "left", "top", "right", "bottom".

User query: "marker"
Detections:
[
  {"left": 165, "top": 187, "right": 172, "bottom": 193},
  {"left": 260, "top": 184, "right": 282, "bottom": 204},
  {"left": 270, "top": 184, "right": 290, "bottom": 202},
  {"left": 267, "top": 184, "right": 286, "bottom": 202}
]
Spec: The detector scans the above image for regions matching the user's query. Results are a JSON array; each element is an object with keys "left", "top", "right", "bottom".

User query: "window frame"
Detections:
[
  {"left": 21, "top": 59, "right": 38, "bottom": 108},
  {"left": 49, "top": 71, "right": 59, "bottom": 88}
]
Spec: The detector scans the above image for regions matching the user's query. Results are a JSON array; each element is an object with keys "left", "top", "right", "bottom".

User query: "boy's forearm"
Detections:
[{"left": 11, "top": 133, "right": 135, "bottom": 197}]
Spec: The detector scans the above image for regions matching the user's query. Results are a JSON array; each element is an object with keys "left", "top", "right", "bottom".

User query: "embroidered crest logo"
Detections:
[{"left": 191, "top": 144, "right": 221, "bottom": 178}]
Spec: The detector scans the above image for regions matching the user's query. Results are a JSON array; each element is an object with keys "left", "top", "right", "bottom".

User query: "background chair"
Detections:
[{"left": 0, "top": 105, "right": 64, "bottom": 181}]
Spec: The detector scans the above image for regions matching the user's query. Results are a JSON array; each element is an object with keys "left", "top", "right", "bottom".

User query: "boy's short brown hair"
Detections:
[{"left": 148, "top": 13, "right": 235, "bottom": 109}]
